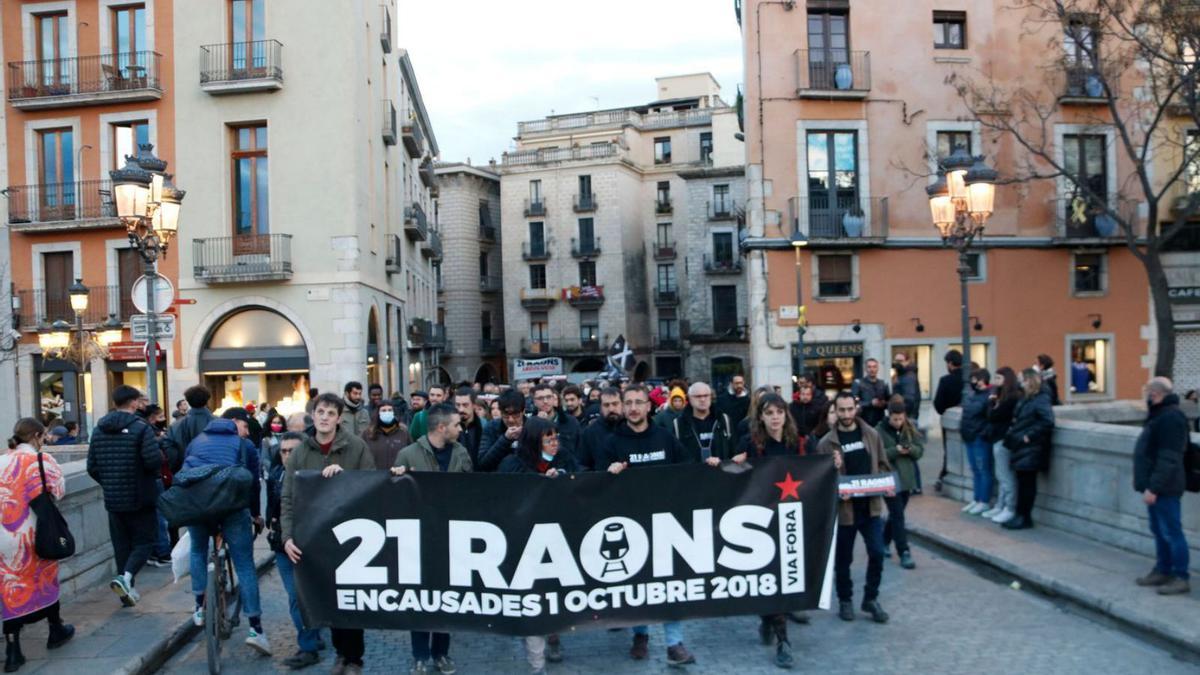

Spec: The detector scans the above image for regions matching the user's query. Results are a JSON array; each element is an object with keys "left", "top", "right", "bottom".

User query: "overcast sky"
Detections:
[{"left": 397, "top": 0, "right": 743, "bottom": 165}]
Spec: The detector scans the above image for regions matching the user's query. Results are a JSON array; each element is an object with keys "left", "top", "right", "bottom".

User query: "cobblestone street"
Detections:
[{"left": 161, "top": 535, "right": 1197, "bottom": 675}]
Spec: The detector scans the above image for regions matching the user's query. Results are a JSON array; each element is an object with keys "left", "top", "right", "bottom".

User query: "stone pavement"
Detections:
[
  {"left": 158, "top": 538, "right": 1197, "bottom": 674},
  {"left": 904, "top": 491, "right": 1200, "bottom": 656}
]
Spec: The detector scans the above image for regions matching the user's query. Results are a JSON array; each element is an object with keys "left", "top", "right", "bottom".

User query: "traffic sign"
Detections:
[
  {"left": 131, "top": 274, "right": 175, "bottom": 314},
  {"left": 130, "top": 314, "right": 176, "bottom": 341}
]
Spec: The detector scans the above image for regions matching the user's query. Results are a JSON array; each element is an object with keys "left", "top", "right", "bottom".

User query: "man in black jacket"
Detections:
[
  {"left": 851, "top": 358, "right": 891, "bottom": 428},
  {"left": 162, "top": 385, "right": 214, "bottom": 471},
  {"left": 86, "top": 385, "right": 162, "bottom": 607},
  {"left": 453, "top": 386, "right": 485, "bottom": 467},
  {"left": 717, "top": 374, "right": 751, "bottom": 432},
  {"left": 579, "top": 387, "right": 623, "bottom": 470},
  {"left": 1133, "top": 377, "right": 1191, "bottom": 596},
  {"left": 478, "top": 389, "right": 527, "bottom": 471},
  {"left": 932, "top": 349, "right": 965, "bottom": 491},
  {"left": 672, "top": 382, "right": 734, "bottom": 464}
]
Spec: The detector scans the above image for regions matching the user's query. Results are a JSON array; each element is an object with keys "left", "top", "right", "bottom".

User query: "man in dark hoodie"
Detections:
[
  {"left": 604, "top": 384, "right": 696, "bottom": 667},
  {"left": 86, "top": 385, "right": 161, "bottom": 608},
  {"left": 788, "top": 382, "right": 824, "bottom": 438},
  {"left": 453, "top": 386, "right": 485, "bottom": 466},
  {"left": 1133, "top": 377, "right": 1191, "bottom": 596},
  {"left": 933, "top": 350, "right": 965, "bottom": 491},
  {"left": 578, "top": 386, "right": 623, "bottom": 470},
  {"left": 162, "top": 384, "right": 215, "bottom": 472},
  {"left": 479, "top": 389, "right": 527, "bottom": 471},
  {"left": 717, "top": 374, "right": 751, "bottom": 431},
  {"left": 673, "top": 381, "right": 733, "bottom": 464}
]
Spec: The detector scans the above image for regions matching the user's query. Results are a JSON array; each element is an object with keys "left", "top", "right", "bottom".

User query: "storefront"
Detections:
[
  {"left": 793, "top": 341, "right": 864, "bottom": 394},
  {"left": 107, "top": 341, "right": 168, "bottom": 408},
  {"left": 199, "top": 308, "right": 310, "bottom": 416},
  {"left": 32, "top": 356, "right": 87, "bottom": 431}
]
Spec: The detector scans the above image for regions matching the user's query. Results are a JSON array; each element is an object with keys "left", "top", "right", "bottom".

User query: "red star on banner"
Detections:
[{"left": 775, "top": 472, "right": 803, "bottom": 501}]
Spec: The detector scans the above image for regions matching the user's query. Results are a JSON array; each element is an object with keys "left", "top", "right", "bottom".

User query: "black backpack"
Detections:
[{"left": 1185, "top": 440, "right": 1200, "bottom": 493}]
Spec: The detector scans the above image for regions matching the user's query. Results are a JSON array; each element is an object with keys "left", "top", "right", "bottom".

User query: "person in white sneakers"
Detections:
[
  {"left": 960, "top": 369, "right": 995, "bottom": 516},
  {"left": 984, "top": 367, "right": 1021, "bottom": 524}
]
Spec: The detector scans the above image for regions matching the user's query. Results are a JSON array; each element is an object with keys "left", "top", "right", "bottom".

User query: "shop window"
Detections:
[{"left": 1069, "top": 337, "right": 1110, "bottom": 395}]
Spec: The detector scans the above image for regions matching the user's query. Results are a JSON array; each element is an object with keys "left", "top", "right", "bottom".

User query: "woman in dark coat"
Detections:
[
  {"left": 1002, "top": 368, "right": 1055, "bottom": 530},
  {"left": 361, "top": 402, "right": 411, "bottom": 470},
  {"left": 985, "top": 367, "right": 1021, "bottom": 524}
]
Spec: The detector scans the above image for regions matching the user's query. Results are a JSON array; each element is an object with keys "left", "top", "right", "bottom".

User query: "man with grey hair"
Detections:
[
  {"left": 285, "top": 412, "right": 308, "bottom": 433},
  {"left": 672, "top": 382, "right": 734, "bottom": 464},
  {"left": 1134, "top": 377, "right": 1191, "bottom": 595}
]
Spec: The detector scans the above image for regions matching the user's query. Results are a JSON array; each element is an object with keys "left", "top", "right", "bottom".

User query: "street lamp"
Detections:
[
  {"left": 926, "top": 145, "right": 997, "bottom": 398},
  {"left": 790, "top": 230, "right": 808, "bottom": 381},
  {"left": 109, "top": 144, "right": 186, "bottom": 408}
]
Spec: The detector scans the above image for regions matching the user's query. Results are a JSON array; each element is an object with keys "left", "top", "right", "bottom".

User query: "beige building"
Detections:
[
  {"left": 499, "top": 74, "right": 746, "bottom": 383},
  {"left": 169, "top": 1, "right": 441, "bottom": 413},
  {"left": 433, "top": 162, "right": 506, "bottom": 384}
]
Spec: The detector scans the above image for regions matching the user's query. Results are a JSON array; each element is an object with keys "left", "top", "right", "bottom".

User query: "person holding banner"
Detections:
[
  {"left": 817, "top": 391, "right": 893, "bottom": 624},
  {"left": 500, "top": 416, "right": 576, "bottom": 671},
  {"left": 603, "top": 384, "right": 697, "bottom": 667},
  {"left": 281, "top": 393, "right": 376, "bottom": 674},
  {"left": 578, "top": 387, "right": 623, "bottom": 470},
  {"left": 390, "top": 403, "right": 472, "bottom": 674},
  {"left": 877, "top": 398, "right": 924, "bottom": 570}
]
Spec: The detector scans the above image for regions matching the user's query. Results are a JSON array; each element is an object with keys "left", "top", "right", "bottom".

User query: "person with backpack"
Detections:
[
  {"left": 1133, "top": 377, "right": 1192, "bottom": 596},
  {"left": 182, "top": 407, "right": 270, "bottom": 656}
]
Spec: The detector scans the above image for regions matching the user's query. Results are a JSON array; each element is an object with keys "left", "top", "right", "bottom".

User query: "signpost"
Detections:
[
  {"left": 131, "top": 271, "right": 174, "bottom": 406},
  {"left": 130, "top": 314, "right": 176, "bottom": 341}
]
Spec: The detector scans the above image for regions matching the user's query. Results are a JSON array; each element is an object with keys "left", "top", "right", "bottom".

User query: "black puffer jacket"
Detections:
[
  {"left": 1133, "top": 394, "right": 1189, "bottom": 497},
  {"left": 960, "top": 388, "right": 992, "bottom": 443},
  {"left": 1005, "top": 391, "right": 1055, "bottom": 472},
  {"left": 86, "top": 410, "right": 162, "bottom": 512}
]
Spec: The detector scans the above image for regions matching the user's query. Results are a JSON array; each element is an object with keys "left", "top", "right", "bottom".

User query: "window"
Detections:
[
  {"left": 1063, "top": 15, "right": 1097, "bottom": 68},
  {"left": 529, "top": 179, "right": 542, "bottom": 204},
  {"left": 530, "top": 312, "right": 548, "bottom": 344},
  {"left": 963, "top": 251, "right": 985, "bottom": 281},
  {"left": 38, "top": 128, "right": 74, "bottom": 220},
  {"left": 229, "top": 0, "right": 267, "bottom": 72},
  {"left": 807, "top": 131, "right": 858, "bottom": 236},
  {"left": 579, "top": 260, "right": 597, "bottom": 287},
  {"left": 41, "top": 251, "right": 73, "bottom": 319},
  {"left": 1069, "top": 337, "right": 1110, "bottom": 396},
  {"left": 481, "top": 311, "right": 493, "bottom": 341},
  {"left": 807, "top": 10, "right": 849, "bottom": 89},
  {"left": 712, "top": 286, "right": 738, "bottom": 334},
  {"left": 580, "top": 310, "right": 599, "bottom": 344},
  {"left": 713, "top": 232, "right": 735, "bottom": 264},
  {"left": 528, "top": 221, "right": 545, "bottom": 256},
  {"left": 936, "top": 130, "right": 972, "bottom": 161},
  {"left": 1072, "top": 252, "right": 1105, "bottom": 294},
  {"left": 111, "top": 4, "right": 147, "bottom": 76},
  {"left": 116, "top": 248, "right": 140, "bottom": 319},
  {"left": 578, "top": 174, "right": 592, "bottom": 197},
  {"left": 933, "top": 11, "right": 966, "bottom": 49},
  {"left": 657, "top": 264, "right": 676, "bottom": 292},
  {"left": 35, "top": 13, "right": 69, "bottom": 86},
  {"left": 658, "top": 316, "right": 678, "bottom": 340},
  {"left": 232, "top": 124, "right": 269, "bottom": 241},
  {"left": 529, "top": 264, "right": 546, "bottom": 290},
  {"left": 1187, "top": 130, "right": 1200, "bottom": 194},
  {"left": 657, "top": 222, "right": 673, "bottom": 248},
  {"left": 656, "top": 181, "right": 671, "bottom": 207},
  {"left": 478, "top": 200, "right": 492, "bottom": 228},
  {"left": 1063, "top": 134, "right": 1108, "bottom": 235},
  {"left": 113, "top": 120, "right": 150, "bottom": 170},
  {"left": 578, "top": 218, "right": 595, "bottom": 250},
  {"left": 654, "top": 137, "right": 672, "bottom": 164},
  {"left": 713, "top": 184, "right": 731, "bottom": 214},
  {"left": 700, "top": 132, "right": 713, "bottom": 163},
  {"left": 817, "top": 254, "right": 853, "bottom": 298},
  {"left": 479, "top": 251, "right": 489, "bottom": 277}
]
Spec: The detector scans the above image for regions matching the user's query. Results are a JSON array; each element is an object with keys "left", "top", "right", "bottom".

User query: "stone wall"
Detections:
[
  {"left": 44, "top": 449, "right": 122, "bottom": 600},
  {"left": 941, "top": 406, "right": 1200, "bottom": 574}
]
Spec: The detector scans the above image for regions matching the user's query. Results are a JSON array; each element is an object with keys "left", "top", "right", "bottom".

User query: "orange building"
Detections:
[
  {"left": 3, "top": 0, "right": 175, "bottom": 433},
  {"left": 738, "top": 0, "right": 1162, "bottom": 403}
]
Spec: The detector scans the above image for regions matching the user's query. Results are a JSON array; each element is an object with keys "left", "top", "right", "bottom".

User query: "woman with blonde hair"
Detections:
[{"left": 2, "top": 418, "right": 75, "bottom": 671}]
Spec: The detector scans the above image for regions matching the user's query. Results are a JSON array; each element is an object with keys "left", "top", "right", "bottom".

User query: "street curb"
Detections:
[
  {"left": 908, "top": 523, "right": 1200, "bottom": 659},
  {"left": 115, "top": 548, "right": 277, "bottom": 675}
]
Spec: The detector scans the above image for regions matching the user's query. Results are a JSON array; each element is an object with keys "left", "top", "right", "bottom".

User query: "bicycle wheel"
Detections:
[{"left": 204, "top": 550, "right": 223, "bottom": 674}]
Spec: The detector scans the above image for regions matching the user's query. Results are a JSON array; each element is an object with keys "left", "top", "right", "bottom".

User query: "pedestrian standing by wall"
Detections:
[
  {"left": 3, "top": 418, "right": 75, "bottom": 672},
  {"left": 1133, "top": 377, "right": 1191, "bottom": 596},
  {"left": 932, "top": 350, "right": 964, "bottom": 493},
  {"left": 984, "top": 367, "right": 1021, "bottom": 524},
  {"left": 1002, "top": 369, "right": 1055, "bottom": 530},
  {"left": 1035, "top": 354, "right": 1060, "bottom": 406},
  {"left": 877, "top": 398, "right": 924, "bottom": 570},
  {"left": 960, "top": 368, "right": 994, "bottom": 516}
]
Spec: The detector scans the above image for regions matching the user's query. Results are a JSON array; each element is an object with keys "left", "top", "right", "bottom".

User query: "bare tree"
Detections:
[{"left": 951, "top": 0, "right": 1199, "bottom": 378}]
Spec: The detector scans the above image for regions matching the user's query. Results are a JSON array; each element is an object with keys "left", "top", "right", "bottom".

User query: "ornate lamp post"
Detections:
[
  {"left": 790, "top": 230, "right": 809, "bottom": 381},
  {"left": 926, "top": 145, "right": 997, "bottom": 398},
  {"left": 110, "top": 144, "right": 185, "bottom": 407}
]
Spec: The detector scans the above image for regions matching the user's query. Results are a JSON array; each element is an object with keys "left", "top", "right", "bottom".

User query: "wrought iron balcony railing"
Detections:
[{"left": 193, "top": 234, "right": 293, "bottom": 283}]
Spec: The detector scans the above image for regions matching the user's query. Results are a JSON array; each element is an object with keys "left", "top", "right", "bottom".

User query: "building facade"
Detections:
[
  {"left": 499, "top": 74, "right": 746, "bottom": 384},
  {"left": 433, "top": 162, "right": 506, "bottom": 385},
  {"left": 3, "top": 0, "right": 177, "bottom": 433},
  {"left": 739, "top": 0, "right": 1169, "bottom": 402},
  {"left": 169, "top": 1, "right": 441, "bottom": 415}
]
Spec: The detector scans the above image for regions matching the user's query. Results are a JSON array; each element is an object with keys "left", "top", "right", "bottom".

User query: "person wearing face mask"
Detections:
[
  {"left": 261, "top": 412, "right": 287, "bottom": 470},
  {"left": 362, "top": 402, "right": 412, "bottom": 470}
]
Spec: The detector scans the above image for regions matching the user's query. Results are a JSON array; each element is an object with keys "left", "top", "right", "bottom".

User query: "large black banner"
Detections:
[{"left": 293, "top": 456, "right": 838, "bottom": 635}]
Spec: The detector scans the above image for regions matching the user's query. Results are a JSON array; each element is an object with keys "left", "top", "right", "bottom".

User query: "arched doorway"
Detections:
[
  {"left": 433, "top": 367, "right": 452, "bottom": 387},
  {"left": 366, "top": 307, "right": 380, "bottom": 386},
  {"left": 200, "top": 308, "right": 310, "bottom": 416},
  {"left": 474, "top": 363, "right": 498, "bottom": 385},
  {"left": 632, "top": 360, "right": 650, "bottom": 382}
]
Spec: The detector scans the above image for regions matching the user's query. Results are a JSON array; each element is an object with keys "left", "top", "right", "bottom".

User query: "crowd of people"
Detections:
[{"left": 0, "top": 349, "right": 1192, "bottom": 674}]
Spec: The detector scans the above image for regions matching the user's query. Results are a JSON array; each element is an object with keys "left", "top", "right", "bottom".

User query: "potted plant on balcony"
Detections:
[
  {"left": 1084, "top": 72, "right": 1104, "bottom": 98},
  {"left": 842, "top": 208, "right": 865, "bottom": 237},
  {"left": 834, "top": 63, "right": 854, "bottom": 90}
]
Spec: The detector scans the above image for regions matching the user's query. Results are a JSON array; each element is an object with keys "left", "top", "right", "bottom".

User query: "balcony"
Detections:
[
  {"left": 5, "top": 180, "right": 118, "bottom": 231},
  {"left": 199, "top": 41, "right": 283, "bottom": 94},
  {"left": 654, "top": 286, "right": 679, "bottom": 307},
  {"left": 402, "top": 114, "right": 425, "bottom": 158},
  {"left": 520, "top": 338, "right": 555, "bottom": 356},
  {"left": 655, "top": 198, "right": 673, "bottom": 215},
  {"left": 654, "top": 335, "right": 682, "bottom": 352},
  {"left": 653, "top": 241, "right": 677, "bottom": 260},
  {"left": 1060, "top": 65, "right": 1109, "bottom": 105},
  {"left": 574, "top": 192, "right": 598, "bottom": 212},
  {"left": 501, "top": 142, "right": 624, "bottom": 167},
  {"left": 1053, "top": 197, "right": 1132, "bottom": 241},
  {"left": 522, "top": 241, "right": 551, "bottom": 261},
  {"left": 708, "top": 199, "right": 739, "bottom": 221},
  {"left": 794, "top": 50, "right": 871, "bottom": 99},
  {"left": 407, "top": 319, "right": 446, "bottom": 350},
  {"left": 420, "top": 159, "right": 436, "bottom": 188},
  {"left": 560, "top": 336, "right": 607, "bottom": 355},
  {"left": 790, "top": 195, "right": 889, "bottom": 240},
  {"left": 192, "top": 234, "right": 293, "bottom": 283},
  {"left": 703, "top": 254, "right": 743, "bottom": 275},
  {"left": 515, "top": 107, "right": 714, "bottom": 137},
  {"left": 520, "top": 288, "right": 557, "bottom": 309},
  {"left": 14, "top": 284, "right": 131, "bottom": 331},
  {"left": 687, "top": 323, "right": 748, "bottom": 343},
  {"left": 382, "top": 100, "right": 397, "bottom": 145},
  {"left": 479, "top": 224, "right": 497, "bottom": 243},
  {"left": 385, "top": 234, "right": 402, "bottom": 274},
  {"left": 570, "top": 236, "right": 601, "bottom": 258},
  {"left": 422, "top": 230, "right": 443, "bottom": 259},
  {"left": 480, "top": 338, "right": 505, "bottom": 356},
  {"left": 564, "top": 285, "right": 605, "bottom": 309},
  {"left": 524, "top": 199, "right": 546, "bottom": 217},
  {"left": 404, "top": 203, "right": 428, "bottom": 241},
  {"left": 380, "top": 5, "right": 393, "bottom": 53},
  {"left": 479, "top": 275, "right": 501, "bottom": 293},
  {"left": 7, "top": 51, "right": 162, "bottom": 109}
]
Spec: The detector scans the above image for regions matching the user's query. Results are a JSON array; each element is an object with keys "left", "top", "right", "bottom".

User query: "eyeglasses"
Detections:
[{"left": 534, "top": 394, "right": 555, "bottom": 401}]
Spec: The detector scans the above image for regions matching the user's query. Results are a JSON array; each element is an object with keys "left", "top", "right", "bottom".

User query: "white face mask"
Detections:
[{"left": 379, "top": 411, "right": 395, "bottom": 425}]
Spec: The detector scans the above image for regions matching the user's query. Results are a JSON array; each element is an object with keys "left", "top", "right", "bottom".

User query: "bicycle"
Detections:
[{"left": 204, "top": 531, "right": 242, "bottom": 675}]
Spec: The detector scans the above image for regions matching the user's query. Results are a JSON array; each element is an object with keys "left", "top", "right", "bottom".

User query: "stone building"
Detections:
[
  {"left": 169, "top": 1, "right": 441, "bottom": 413},
  {"left": 498, "top": 74, "right": 745, "bottom": 383},
  {"left": 434, "top": 162, "right": 506, "bottom": 384}
]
